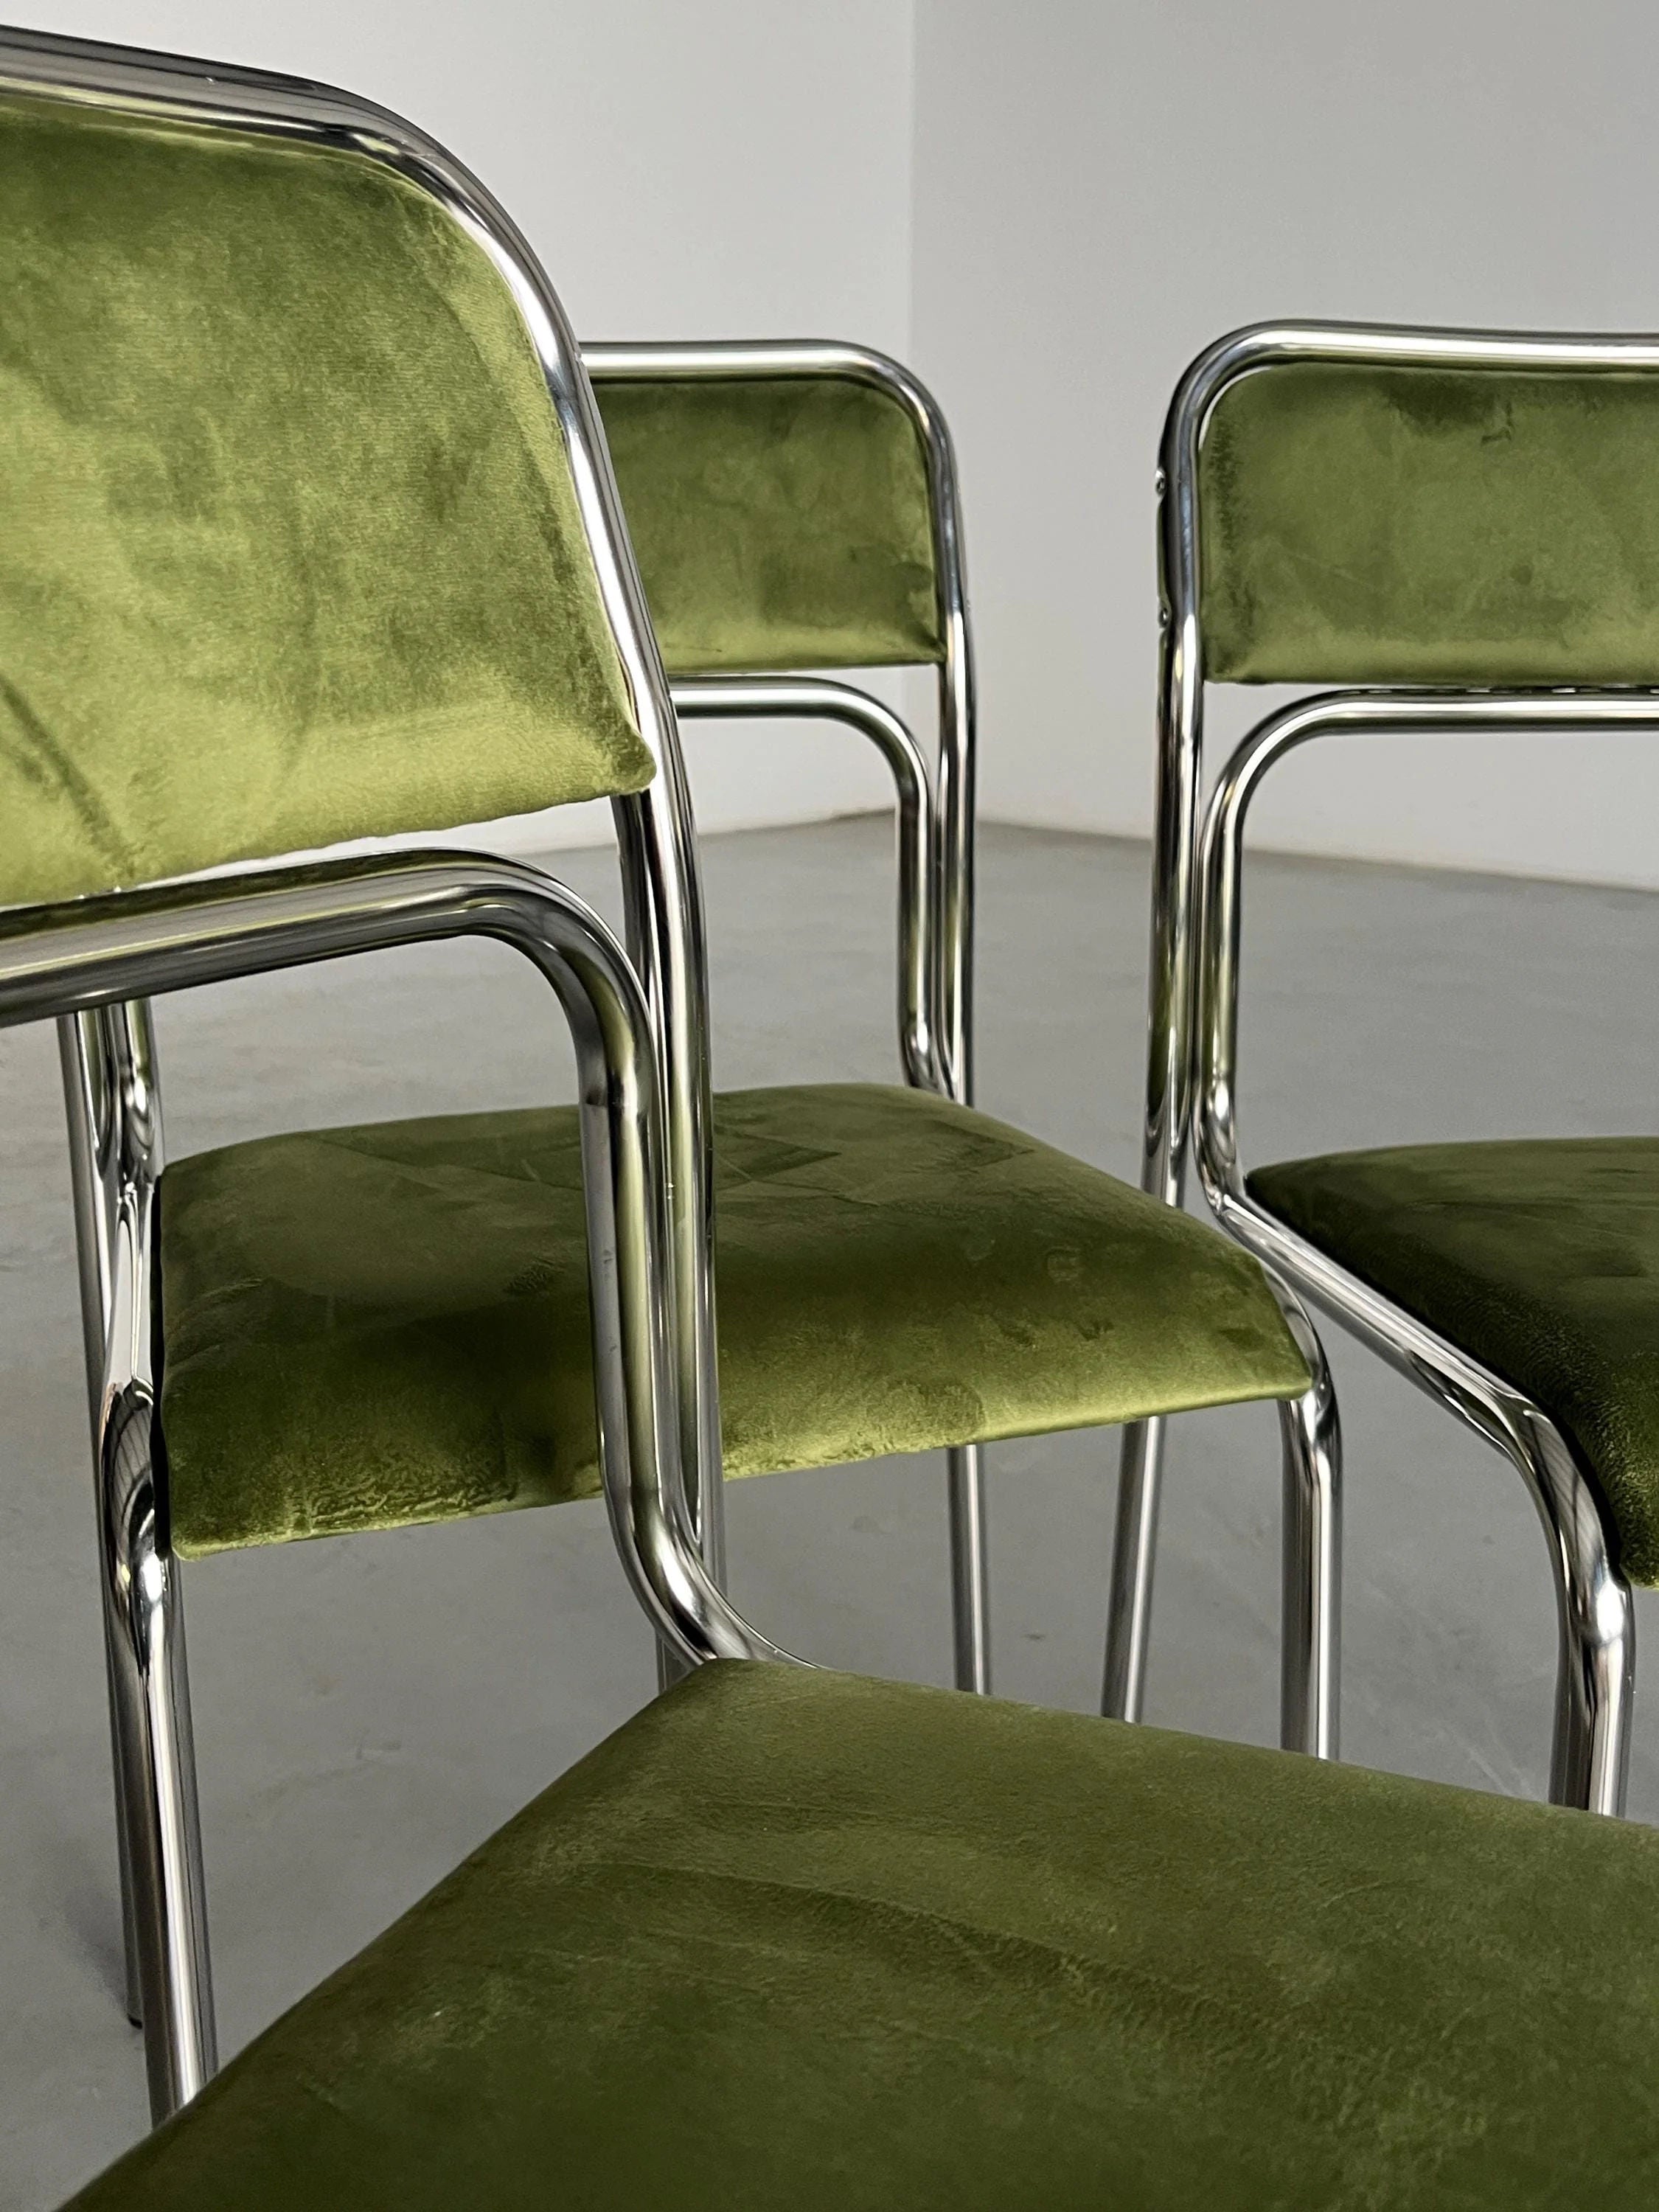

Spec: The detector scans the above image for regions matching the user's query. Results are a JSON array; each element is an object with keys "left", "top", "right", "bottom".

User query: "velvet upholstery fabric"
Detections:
[
  {"left": 65, "top": 1660, "right": 1659, "bottom": 2211},
  {"left": 594, "top": 375, "right": 944, "bottom": 672},
  {"left": 1200, "top": 361, "right": 1659, "bottom": 684},
  {"left": 1251, "top": 1138, "right": 1659, "bottom": 1582},
  {"left": 0, "top": 91, "right": 652, "bottom": 909},
  {"left": 159, "top": 1082, "right": 1307, "bottom": 1556}
]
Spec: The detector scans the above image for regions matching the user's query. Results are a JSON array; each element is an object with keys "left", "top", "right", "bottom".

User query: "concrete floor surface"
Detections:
[{"left": 3, "top": 815, "right": 1655, "bottom": 2204}]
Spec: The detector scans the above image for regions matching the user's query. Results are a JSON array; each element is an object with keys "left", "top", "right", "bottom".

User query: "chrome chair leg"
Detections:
[
  {"left": 1274, "top": 1301, "right": 1341, "bottom": 1759},
  {"left": 101, "top": 1634, "right": 146, "bottom": 2026},
  {"left": 947, "top": 1443, "right": 990, "bottom": 1693},
  {"left": 1518, "top": 1413, "right": 1635, "bottom": 1816},
  {"left": 100, "top": 1388, "right": 216, "bottom": 2120},
  {"left": 1102, "top": 1416, "right": 1164, "bottom": 1720},
  {"left": 60, "top": 1009, "right": 150, "bottom": 2026},
  {"left": 1550, "top": 1560, "right": 1634, "bottom": 1818},
  {"left": 1106, "top": 1290, "right": 1340, "bottom": 1754},
  {"left": 71, "top": 997, "right": 215, "bottom": 2116}
]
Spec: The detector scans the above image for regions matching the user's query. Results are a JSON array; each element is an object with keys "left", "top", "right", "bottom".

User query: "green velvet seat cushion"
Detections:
[
  {"left": 0, "top": 90, "right": 651, "bottom": 910},
  {"left": 1250, "top": 1137, "right": 1659, "bottom": 1581},
  {"left": 594, "top": 374, "right": 943, "bottom": 673},
  {"left": 1200, "top": 360, "right": 1659, "bottom": 685},
  {"left": 66, "top": 1660, "right": 1659, "bottom": 2211},
  {"left": 159, "top": 1082, "right": 1307, "bottom": 1557}
]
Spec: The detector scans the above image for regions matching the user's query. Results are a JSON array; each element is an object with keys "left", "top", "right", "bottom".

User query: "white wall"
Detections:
[
  {"left": 14, "top": 0, "right": 915, "bottom": 849},
  {"left": 911, "top": 0, "right": 1659, "bottom": 887}
]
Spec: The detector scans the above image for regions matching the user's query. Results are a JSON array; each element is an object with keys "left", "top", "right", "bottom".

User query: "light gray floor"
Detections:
[{"left": 4, "top": 815, "right": 1656, "bottom": 2205}]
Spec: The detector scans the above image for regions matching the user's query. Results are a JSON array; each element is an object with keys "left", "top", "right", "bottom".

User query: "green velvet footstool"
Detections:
[{"left": 63, "top": 1660, "right": 1659, "bottom": 2210}]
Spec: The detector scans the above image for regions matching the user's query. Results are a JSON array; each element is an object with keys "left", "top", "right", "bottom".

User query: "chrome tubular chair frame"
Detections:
[
  {"left": 588, "top": 341, "right": 990, "bottom": 1693},
  {"left": 0, "top": 26, "right": 723, "bottom": 2112},
  {"left": 1194, "top": 688, "right": 1652, "bottom": 1816},
  {"left": 53, "top": 864, "right": 818, "bottom": 2117},
  {"left": 15, "top": 849, "right": 712, "bottom": 2117},
  {"left": 1107, "top": 324, "right": 1362, "bottom": 1753},
  {"left": 1113, "top": 319, "right": 1659, "bottom": 1801},
  {"left": 582, "top": 339, "right": 976, "bottom": 1093}
]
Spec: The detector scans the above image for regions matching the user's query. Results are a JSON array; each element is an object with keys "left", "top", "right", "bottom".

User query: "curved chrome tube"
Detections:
[
  {"left": 671, "top": 665, "right": 992, "bottom": 1696},
  {"left": 60, "top": 1006, "right": 173, "bottom": 2043},
  {"left": 1194, "top": 688, "right": 1646, "bottom": 1812},
  {"left": 0, "top": 852, "right": 759, "bottom": 1672},
  {"left": 1196, "top": 687, "right": 1659, "bottom": 1204},
  {"left": 669, "top": 676, "right": 941, "bottom": 1093},
  {"left": 588, "top": 341, "right": 989, "bottom": 1694},
  {"left": 18, "top": 849, "right": 798, "bottom": 2118}
]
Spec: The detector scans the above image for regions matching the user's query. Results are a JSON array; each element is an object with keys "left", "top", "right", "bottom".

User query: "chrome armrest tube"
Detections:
[
  {"left": 5, "top": 852, "right": 793, "bottom": 1674},
  {"left": 1194, "top": 685, "right": 1659, "bottom": 1221},
  {"left": 1192, "top": 684, "right": 1659, "bottom": 1449},
  {"left": 669, "top": 675, "right": 942, "bottom": 1093},
  {"left": 1192, "top": 686, "right": 1655, "bottom": 1812},
  {"left": 585, "top": 339, "right": 976, "bottom": 1108}
]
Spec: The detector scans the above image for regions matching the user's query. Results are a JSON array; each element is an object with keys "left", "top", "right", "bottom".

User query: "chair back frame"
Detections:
[
  {"left": 585, "top": 339, "right": 978, "bottom": 1107},
  {"left": 1152, "top": 318, "right": 1659, "bottom": 1227},
  {"left": 1124, "top": 320, "right": 1659, "bottom": 1812}
]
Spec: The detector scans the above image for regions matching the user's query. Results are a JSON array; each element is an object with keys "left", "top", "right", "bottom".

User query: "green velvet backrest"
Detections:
[
  {"left": 1199, "top": 360, "right": 1659, "bottom": 686},
  {"left": 0, "top": 89, "right": 654, "bottom": 911},
  {"left": 594, "top": 375, "right": 944, "bottom": 674}
]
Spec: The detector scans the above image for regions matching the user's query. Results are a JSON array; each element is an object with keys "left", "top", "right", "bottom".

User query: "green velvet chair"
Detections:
[
  {"left": 1119, "top": 316, "right": 1659, "bottom": 1820},
  {"left": 56, "top": 1475, "right": 1659, "bottom": 2209},
  {"left": 1, "top": 29, "right": 1333, "bottom": 2127}
]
